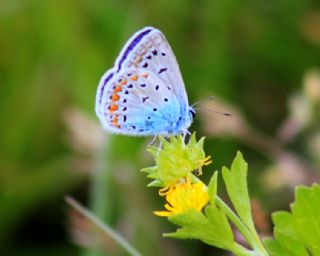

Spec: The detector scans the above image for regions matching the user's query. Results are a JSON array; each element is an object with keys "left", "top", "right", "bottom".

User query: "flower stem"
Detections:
[
  {"left": 66, "top": 197, "right": 142, "bottom": 256},
  {"left": 251, "top": 229, "right": 269, "bottom": 255},
  {"left": 230, "top": 243, "right": 264, "bottom": 256},
  {"left": 215, "top": 196, "right": 268, "bottom": 256}
]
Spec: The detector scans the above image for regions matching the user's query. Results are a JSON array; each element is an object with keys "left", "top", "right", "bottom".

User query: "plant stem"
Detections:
[
  {"left": 66, "top": 197, "right": 142, "bottom": 256},
  {"left": 89, "top": 136, "right": 112, "bottom": 222},
  {"left": 251, "top": 229, "right": 269, "bottom": 255},
  {"left": 215, "top": 196, "right": 268, "bottom": 256},
  {"left": 83, "top": 135, "right": 113, "bottom": 256},
  {"left": 231, "top": 243, "right": 263, "bottom": 256}
]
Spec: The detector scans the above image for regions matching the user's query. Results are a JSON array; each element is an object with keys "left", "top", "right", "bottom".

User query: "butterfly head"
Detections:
[
  {"left": 173, "top": 107, "right": 195, "bottom": 136},
  {"left": 188, "top": 107, "right": 196, "bottom": 120}
]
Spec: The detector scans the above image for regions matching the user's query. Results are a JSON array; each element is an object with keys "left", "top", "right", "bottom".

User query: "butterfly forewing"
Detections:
[{"left": 119, "top": 28, "right": 189, "bottom": 111}]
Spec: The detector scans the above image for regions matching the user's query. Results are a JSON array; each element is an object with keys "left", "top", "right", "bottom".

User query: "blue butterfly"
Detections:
[{"left": 95, "top": 27, "right": 195, "bottom": 136}]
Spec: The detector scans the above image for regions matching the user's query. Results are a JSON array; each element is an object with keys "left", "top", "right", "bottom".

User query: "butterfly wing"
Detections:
[
  {"left": 95, "top": 27, "right": 192, "bottom": 136},
  {"left": 116, "top": 27, "right": 190, "bottom": 112},
  {"left": 97, "top": 68, "right": 189, "bottom": 136}
]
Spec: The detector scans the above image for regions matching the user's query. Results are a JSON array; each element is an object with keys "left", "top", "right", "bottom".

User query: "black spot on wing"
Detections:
[
  {"left": 158, "top": 68, "right": 167, "bottom": 74},
  {"left": 142, "top": 96, "right": 149, "bottom": 103}
]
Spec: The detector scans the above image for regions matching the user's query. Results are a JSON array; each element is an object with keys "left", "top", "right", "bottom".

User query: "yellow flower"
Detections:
[{"left": 154, "top": 180, "right": 209, "bottom": 217}]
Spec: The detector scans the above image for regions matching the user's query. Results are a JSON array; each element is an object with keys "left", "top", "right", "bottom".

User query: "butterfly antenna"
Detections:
[{"left": 195, "top": 106, "right": 232, "bottom": 117}]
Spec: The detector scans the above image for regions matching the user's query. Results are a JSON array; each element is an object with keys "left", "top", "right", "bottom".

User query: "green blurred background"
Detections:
[{"left": 1, "top": 0, "right": 320, "bottom": 255}]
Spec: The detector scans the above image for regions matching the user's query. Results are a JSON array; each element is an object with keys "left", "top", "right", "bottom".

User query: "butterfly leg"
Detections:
[
  {"left": 148, "top": 135, "right": 158, "bottom": 147},
  {"left": 182, "top": 130, "right": 191, "bottom": 143},
  {"left": 156, "top": 138, "right": 163, "bottom": 156},
  {"left": 148, "top": 135, "right": 163, "bottom": 156},
  {"left": 147, "top": 135, "right": 163, "bottom": 156}
]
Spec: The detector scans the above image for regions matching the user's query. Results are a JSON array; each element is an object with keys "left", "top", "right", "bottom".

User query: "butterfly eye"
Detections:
[{"left": 189, "top": 109, "right": 196, "bottom": 119}]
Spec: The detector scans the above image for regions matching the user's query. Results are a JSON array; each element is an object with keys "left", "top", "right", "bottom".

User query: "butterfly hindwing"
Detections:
[{"left": 98, "top": 68, "right": 186, "bottom": 136}]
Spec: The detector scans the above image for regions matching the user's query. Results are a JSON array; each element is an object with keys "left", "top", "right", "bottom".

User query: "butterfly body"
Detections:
[{"left": 95, "top": 27, "right": 194, "bottom": 136}]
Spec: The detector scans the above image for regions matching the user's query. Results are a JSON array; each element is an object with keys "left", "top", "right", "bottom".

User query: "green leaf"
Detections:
[
  {"left": 265, "top": 223, "right": 308, "bottom": 256},
  {"left": 222, "top": 151, "right": 254, "bottom": 231},
  {"left": 166, "top": 206, "right": 234, "bottom": 250},
  {"left": 271, "top": 212, "right": 307, "bottom": 256},
  {"left": 275, "top": 231, "right": 308, "bottom": 256},
  {"left": 272, "top": 212, "right": 298, "bottom": 239},
  {"left": 263, "top": 239, "right": 292, "bottom": 256},
  {"left": 166, "top": 209, "right": 207, "bottom": 239},
  {"left": 204, "top": 205, "right": 234, "bottom": 247},
  {"left": 265, "top": 184, "right": 320, "bottom": 255},
  {"left": 291, "top": 185, "right": 320, "bottom": 254},
  {"left": 207, "top": 171, "right": 218, "bottom": 205}
]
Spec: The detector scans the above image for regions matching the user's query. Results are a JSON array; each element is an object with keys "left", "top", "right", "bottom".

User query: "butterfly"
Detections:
[{"left": 95, "top": 26, "right": 195, "bottom": 136}]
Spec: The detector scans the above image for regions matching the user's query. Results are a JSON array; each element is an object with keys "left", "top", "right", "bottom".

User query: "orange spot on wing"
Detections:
[
  {"left": 114, "top": 85, "right": 122, "bottom": 92},
  {"left": 130, "top": 74, "right": 138, "bottom": 81},
  {"left": 141, "top": 72, "right": 149, "bottom": 78},
  {"left": 110, "top": 105, "right": 118, "bottom": 112},
  {"left": 121, "top": 79, "right": 127, "bottom": 85},
  {"left": 112, "top": 115, "right": 120, "bottom": 128},
  {"left": 112, "top": 93, "right": 119, "bottom": 101}
]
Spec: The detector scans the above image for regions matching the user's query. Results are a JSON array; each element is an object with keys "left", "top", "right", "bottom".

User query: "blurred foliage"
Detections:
[{"left": 0, "top": 0, "right": 320, "bottom": 255}]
